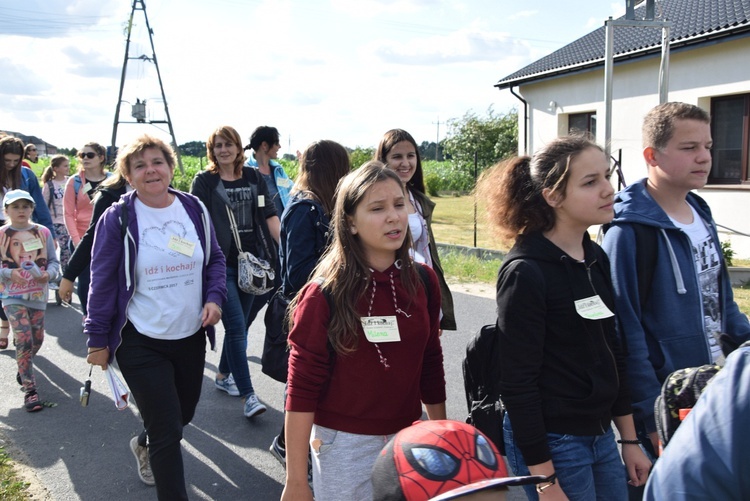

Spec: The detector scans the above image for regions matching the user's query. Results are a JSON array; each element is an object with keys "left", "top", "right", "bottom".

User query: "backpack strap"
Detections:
[
  {"left": 73, "top": 174, "right": 83, "bottom": 197},
  {"left": 119, "top": 199, "right": 128, "bottom": 241},
  {"left": 415, "top": 263, "right": 431, "bottom": 308},
  {"left": 46, "top": 180, "right": 57, "bottom": 218}
]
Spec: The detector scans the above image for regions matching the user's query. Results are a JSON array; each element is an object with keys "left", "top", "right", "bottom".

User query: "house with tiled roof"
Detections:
[
  {"left": 0, "top": 131, "right": 58, "bottom": 156},
  {"left": 495, "top": 0, "right": 750, "bottom": 255}
]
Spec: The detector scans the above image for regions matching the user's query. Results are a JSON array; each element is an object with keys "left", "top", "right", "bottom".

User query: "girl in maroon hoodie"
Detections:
[{"left": 281, "top": 161, "right": 446, "bottom": 501}]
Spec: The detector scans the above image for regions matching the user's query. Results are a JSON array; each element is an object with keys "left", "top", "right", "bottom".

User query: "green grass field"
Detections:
[{"left": 430, "top": 194, "right": 506, "bottom": 250}]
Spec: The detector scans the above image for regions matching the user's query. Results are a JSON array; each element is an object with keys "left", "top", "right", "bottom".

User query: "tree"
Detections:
[
  {"left": 349, "top": 146, "right": 374, "bottom": 169},
  {"left": 418, "top": 141, "right": 443, "bottom": 161},
  {"left": 179, "top": 140, "right": 207, "bottom": 158},
  {"left": 443, "top": 106, "right": 518, "bottom": 181}
]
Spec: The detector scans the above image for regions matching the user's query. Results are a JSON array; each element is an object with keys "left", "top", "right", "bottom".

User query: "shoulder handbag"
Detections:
[{"left": 225, "top": 204, "right": 275, "bottom": 295}]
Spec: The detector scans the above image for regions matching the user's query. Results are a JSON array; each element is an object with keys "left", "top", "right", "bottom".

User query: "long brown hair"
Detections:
[
  {"left": 293, "top": 140, "right": 351, "bottom": 214},
  {"left": 289, "top": 161, "right": 417, "bottom": 354},
  {"left": 375, "top": 129, "right": 426, "bottom": 195},
  {"left": 475, "top": 135, "right": 604, "bottom": 242},
  {"left": 206, "top": 126, "right": 245, "bottom": 177},
  {"left": 0, "top": 136, "right": 25, "bottom": 189}
]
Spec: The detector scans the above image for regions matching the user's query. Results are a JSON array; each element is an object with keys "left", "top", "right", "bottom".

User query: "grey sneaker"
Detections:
[
  {"left": 130, "top": 436, "right": 155, "bottom": 486},
  {"left": 244, "top": 393, "right": 267, "bottom": 418},
  {"left": 215, "top": 374, "right": 240, "bottom": 397},
  {"left": 269, "top": 435, "right": 286, "bottom": 466}
]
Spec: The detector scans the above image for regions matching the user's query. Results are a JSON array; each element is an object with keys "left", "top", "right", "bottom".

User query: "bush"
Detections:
[
  {"left": 722, "top": 240, "right": 735, "bottom": 267},
  {"left": 423, "top": 160, "right": 476, "bottom": 193},
  {"left": 172, "top": 157, "right": 204, "bottom": 192},
  {"left": 424, "top": 172, "right": 441, "bottom": 197}
]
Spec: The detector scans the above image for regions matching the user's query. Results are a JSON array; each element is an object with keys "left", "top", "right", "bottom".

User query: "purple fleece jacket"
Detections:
[{"left": 85, "top": 189, "right": 227, "bottom": 363}]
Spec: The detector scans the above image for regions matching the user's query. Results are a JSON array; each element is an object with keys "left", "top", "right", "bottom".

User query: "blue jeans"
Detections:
[
  {"left": 503, "top": 414, "right": 627, "bottom": 501},
  {"left": 116, "top": 323, "right": 206, "bottom": 501},
  {"left": 218, "top": 267, "right": 256, "bottom": 397}
]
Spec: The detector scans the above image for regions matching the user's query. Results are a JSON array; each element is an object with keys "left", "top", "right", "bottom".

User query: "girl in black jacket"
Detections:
[{"left": 475, "top": 136, "right": 650, "bottom": 500}]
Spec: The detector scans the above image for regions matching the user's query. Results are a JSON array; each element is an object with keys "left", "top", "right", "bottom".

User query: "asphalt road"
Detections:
[{"left": 0, "top": 288, "right": 529, "bottom": 501}]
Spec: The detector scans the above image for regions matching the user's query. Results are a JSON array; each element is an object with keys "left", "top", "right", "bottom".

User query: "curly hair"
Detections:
[
  {"left": 116, "top": 134, "right": 176, "bottom": 179},
  {"left": 475, "top": 135, "right": 604, "bottom": 242}
]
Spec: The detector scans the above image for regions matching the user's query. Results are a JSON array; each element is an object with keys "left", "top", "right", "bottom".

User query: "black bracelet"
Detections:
[{"left": 617, "top": 439, "right": 642, "bottom": 445}]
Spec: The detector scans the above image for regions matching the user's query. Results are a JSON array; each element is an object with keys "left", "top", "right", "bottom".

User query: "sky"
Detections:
[{"left": 0, "top": 0, "right": 626, "bottom": 155}]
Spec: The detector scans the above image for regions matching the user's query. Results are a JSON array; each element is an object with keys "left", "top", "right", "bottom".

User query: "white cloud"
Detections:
[
  {"left": 508, "top": 10, "right": 539, "bottom": 21},
  {"left": 366, "top": 28, "right": 532, "bottom": 65}
]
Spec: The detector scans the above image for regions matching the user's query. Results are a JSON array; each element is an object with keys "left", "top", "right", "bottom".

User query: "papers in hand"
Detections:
[{"left": 105, "top": 366, "right": 129, "bottom": 410}]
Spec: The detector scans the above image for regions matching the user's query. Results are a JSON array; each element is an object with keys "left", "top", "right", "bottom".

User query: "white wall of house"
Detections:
[{"left": 505, "top": 36, "right": 750, "bottom": 257}]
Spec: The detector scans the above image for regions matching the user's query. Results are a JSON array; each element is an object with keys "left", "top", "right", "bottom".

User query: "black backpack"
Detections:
[{"left": 463, "top": 322, "right": 505, "bottom": 455}]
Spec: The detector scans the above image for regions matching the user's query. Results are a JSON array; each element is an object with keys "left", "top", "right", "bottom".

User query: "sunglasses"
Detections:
[{"left": 78, "top": 152, "right": 99, "bottom": 159}]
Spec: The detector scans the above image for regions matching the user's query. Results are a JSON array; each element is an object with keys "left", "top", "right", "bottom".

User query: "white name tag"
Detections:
[
  {"left": 83, "top": 182, "right": 93, "bottom": 193},
  {"left": 23, "top": 238, "right": 43, "bottom": 252},
  {"left": 574, "top": 295, "right": 614, "bottom": 320},
  {"left": 257, "top": 195, "right": 265, "bottom": 207},
  {"left": 361, "top": 315, "right": 401, "bottom": 343},
  {"left": 167, "top": 235, "right": 196, "bottom": 257}
]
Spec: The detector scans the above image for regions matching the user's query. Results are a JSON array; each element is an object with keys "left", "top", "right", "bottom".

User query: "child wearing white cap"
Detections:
[{"left": 0, "top": 189, "right": 60, "bottom": 412}]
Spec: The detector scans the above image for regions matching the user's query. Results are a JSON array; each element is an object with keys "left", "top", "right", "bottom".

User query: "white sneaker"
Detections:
[
  {"left": 130, "top": 436, "right": 155, "bottom": 486},
  {"left": 244, "top": 393, "right": 267, "bottom": 418},
  {"left": 215, "top": 374, "right": 240, "bottom": 397}
]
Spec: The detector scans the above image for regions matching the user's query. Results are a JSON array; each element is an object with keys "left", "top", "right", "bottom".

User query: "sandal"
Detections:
[{"left": 0, "top": 325, "right": 8, "bottom": 349}]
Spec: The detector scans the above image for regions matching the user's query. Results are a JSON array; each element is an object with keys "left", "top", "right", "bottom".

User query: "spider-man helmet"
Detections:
[{"left": 372, "top": 420, "right": 545, "bottom": 501}]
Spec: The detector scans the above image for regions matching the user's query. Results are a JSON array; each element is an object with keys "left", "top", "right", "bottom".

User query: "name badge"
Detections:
[
  {"left": 168, "top": 235, "right": 196, "bottom": 257},
  {"left": 361, "top": 316, "right": 401, "bottom": 343},
  {"left": 23, "top": 238, "right": 43, "bottom": 252},
  {"left": 83, "top": 182, "right": 93, "bottom": 193},
  {"left": 257, "top": 195, "right": 265, "bottom": 208},
  {"left": 574, "top": 295, "right": 614, "bottom": 320}
]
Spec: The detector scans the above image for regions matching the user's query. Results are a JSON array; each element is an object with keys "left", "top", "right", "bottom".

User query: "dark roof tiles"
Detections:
[{"left": 496, "top": 0, "right": 750, "bottom": 88}]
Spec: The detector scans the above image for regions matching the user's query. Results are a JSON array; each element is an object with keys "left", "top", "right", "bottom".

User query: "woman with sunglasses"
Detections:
[
  {"left": 63, "top": 142, "right": 111, "bottom": 325},
  {"left": 22, "top": 144, "right": 39, "bottom": 168}
]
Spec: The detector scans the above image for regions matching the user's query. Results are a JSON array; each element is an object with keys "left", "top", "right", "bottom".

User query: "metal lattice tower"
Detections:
[{"left": 110, "top": 0, "right": 182, "bottom": 171}]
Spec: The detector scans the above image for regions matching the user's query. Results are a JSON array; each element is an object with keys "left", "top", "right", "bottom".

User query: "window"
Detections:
[
  {"left": 710, "top": 94, "right": 750, "bottom": 185},
  {"left": 568, "top": 112, "right": 597, "bottom": 137}
]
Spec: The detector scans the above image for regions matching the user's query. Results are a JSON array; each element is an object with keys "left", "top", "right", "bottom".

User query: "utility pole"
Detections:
[
  {"left": 111, "top": 0, "right": 183, "bottom": 171},
  {"left": 432, "top": 116, "right": 442, "bottom": 161}
]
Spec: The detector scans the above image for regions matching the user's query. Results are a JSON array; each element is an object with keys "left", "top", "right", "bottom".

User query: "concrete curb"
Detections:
[{"left": 436, "top": 242, "right": 505, "bottom": 261}]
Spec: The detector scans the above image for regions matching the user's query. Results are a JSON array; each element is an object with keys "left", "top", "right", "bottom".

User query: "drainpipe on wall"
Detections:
[{"left": 509, "top": 86, "right": 528, "bottom": 155}]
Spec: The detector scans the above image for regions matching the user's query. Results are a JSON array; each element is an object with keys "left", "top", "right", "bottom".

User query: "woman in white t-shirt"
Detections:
[{"left": 85, "top": 135, "right": 226, "bottom": 499}]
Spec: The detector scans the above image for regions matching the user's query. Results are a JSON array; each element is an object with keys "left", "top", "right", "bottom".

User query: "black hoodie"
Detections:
[{"left": 497, "top": 231, "right": 632, "bottom": 466}]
